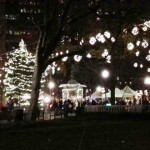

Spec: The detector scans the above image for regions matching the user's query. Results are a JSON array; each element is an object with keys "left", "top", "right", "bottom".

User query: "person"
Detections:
[
  {"left": 0, "top": 101, "right": 4, "bottom": 111},
  {"left": 6, "top": 97, "right": 14, "bottom": 111}
]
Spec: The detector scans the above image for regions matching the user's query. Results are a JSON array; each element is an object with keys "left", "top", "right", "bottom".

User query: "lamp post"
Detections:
[
  {"left": 144, "top": 76, "right": 150, "bottom": 101},
  {"left": 101, "top": 69, "right": 109, "bottom": 101},
  {"left": 48, "top": 81, "right": 55, "bottom": 99}
]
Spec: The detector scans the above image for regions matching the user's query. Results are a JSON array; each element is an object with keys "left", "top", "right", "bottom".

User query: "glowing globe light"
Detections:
[
  {"left": 132, "top": 26, "right": 139, "bottom": 35},
  {"left": 96, "top": 86, "right": 102, "bottom": 92},
  {"left": 104, "top": 31, "right": 111, "bottom": 38},
  {"left": 86, "top": 53, "right": 91, "bottom": 58},
  {"left": 133, "top": 63, "right": 138, "bottom": 67},
  {"left": 89, "top": 37, "right": 96, "bottom": 45},
  {"left": 144, "top": 76, "right": 150, "bottom": 85},
  {"left": 111, "top": 37, "right": 115, "bottom": 42},
  {"left": 142, "top": 40, "right": 148, "bottom": 48},
  {"left": 101, "top": 69, "right": 109, "bottom": 79},
  {"left": 146, "top": 55, "right": 150, "bottom": 61},
  {"left": 135, "top": 51, "right": 140, "bottom": 56},
  {"left": 57, "top": 67, "right": 60, "bottom": 71},
  {"left": 44, "top": 96, "right": 51, "bottom": 103},
  {"left": 74, "top": 55, "right": 82, "bottom": 62},
  {"left": 48, "top": 81, "right": 55, "bottom": 89},
  {"left": 62, "top": 56, "right": 68, "bottom": 62},
  {"left": 127, "top": 42, "right": 134, "bottom": 50}
]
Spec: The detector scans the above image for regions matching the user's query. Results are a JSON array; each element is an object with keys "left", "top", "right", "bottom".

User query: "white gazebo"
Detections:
[{"left": 59, "top": 79, "right": 86, "bottom": 104}]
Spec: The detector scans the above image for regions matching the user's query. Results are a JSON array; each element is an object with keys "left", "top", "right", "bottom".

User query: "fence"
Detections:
[{"left": 85, "top": 105, "right": 150, "bottom": 113}]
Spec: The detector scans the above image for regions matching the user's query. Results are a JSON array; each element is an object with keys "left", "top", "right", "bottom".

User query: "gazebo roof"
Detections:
[
  {"left": 59, "top": 78, "right": 86, "bottom": 88},
  {"left": 68, "top": 79, "right": 78, "bottom": 84}
]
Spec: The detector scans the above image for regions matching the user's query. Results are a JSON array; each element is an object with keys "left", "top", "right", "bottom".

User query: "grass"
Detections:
[{"left": 0, "top": 112, "right": 150, "bottom": 150}]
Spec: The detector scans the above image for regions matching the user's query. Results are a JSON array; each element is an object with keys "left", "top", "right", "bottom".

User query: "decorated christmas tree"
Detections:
[{"left": 4, "top": 39, "right": 45, "bottom": 105}]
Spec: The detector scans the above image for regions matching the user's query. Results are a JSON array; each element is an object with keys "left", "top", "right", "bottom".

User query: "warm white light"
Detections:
[
  {"left": 102, "top": 49, "right": 108, "bottom": 57},
  {"left": 96, "top": 86, "right": 102, "bottom": 92},
  {"left": 144, "top": 21, "right": 150, "bottom": 28},
  {"left": 144, "top": 76, "right": 150, "bottom": 85},
  {"left": 142, "top": 26, "right": 148, "bottom": 31},
  {"left": 142, "top": 40, "right": 148, "bottom": 48},
  {"left": 147, "top": 68, "right": 150, "bottom": 72},
  {"left": 146, "top": 55, "right": 150, "bottom": 61},
  {"left": 89, "top": 37, "right": 96, "bottom": 45},
  {"left": 44, "top": 96, "right": 51, "bottom": 103},
  {"left": 80, "top": 39, "right": 84, "bottom": 45},
  {"left": 111, "top": 37, "right": 115, "bottom": 42},
  {"left": 101, "top": 69, "right": 109, "bottom": 78},
  {"left": 104, "top": 31, "right": 111, "bottom": 38},
  {"left": 127, "top": 42, "right": 134, "bottom": 50},
  {"left": 133, "top": 63, "right": 138, "bottom": 67},
  {"left": 106, "top": 55, "right": 111, "bottom": 63},
  {"left": 140, "top": 64, "right": 143, "bottom": 68},
  {"left": 48, "top": 81, "right": 55, "bottom": 89},
  {"left": 74, "top": 55, "right": 82, "bottom": 62},
  {"left": 132, "top": 26, "right": 139, "bottom": 35},
  {"left": 135, "top": 51, "right": 140, "bottom": 56},
  {"left": 62, "top": 56, "right": 68, "bottom": 62},
  {"left": 136, "top": 41, "right": 141, "bottom": 46},
  {"left": 86, "top": 53, "right": 91, "bottom": 58}
]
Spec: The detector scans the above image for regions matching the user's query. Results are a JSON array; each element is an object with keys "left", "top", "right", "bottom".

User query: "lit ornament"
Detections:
[
  {"left": 89, "top": 37, "right": 96, "bottom": 45},
  {"left": 131, "top": 26, "right": 139, "bottom": 35},
  {"left": 136, "top": 41, "right": 141, "bottom": 46},
  {"left": 74, "top": 55, "right": 82, "bottom": 62},
  {"left": 142, "top": 26, "right": 148, "bottom": 31},
  {"left": 96, "top": 33, "right": 101, "bottom": 41},
  {"left": 62, "top": 56, "right": 68, "bottom": 62},
  {"left": 111, "top": 37, "right": 115, "bottom": 42},
  {"left": 140, "top": 64, "right": 143, "bottom": 68},
  {"left": 147, "top": 68, "right": 150, "bottom": 72},
  {"left": 80, "top": 38, "right": 84, "bottom": 45},
  {"left": 99, "top": 35, "right": 105, "bottom": 43},
  {"left": 144, "top": 21, "right": 150, "bottom": 28},
  {"left": 127, "top": 42, "right": 134, "bottom": 50},
  {"left": 60, "top": 51, "right": 63, "bottom": 55},
  {"left": 133, "top": 63, "right": 138, "bottom": 67},
  {"left": 86, "top": 53, "right": 91, "bottom": 58},
  {"left": 135, "top": 51, "right": 140, "bottom": 56},
  {"left": 57, "top": 67, "right": 60, "bottom": 71},
  {"left": 55, "top": 52, "right": 59, "bottom": 56},
  {"left": 104, "top": 31, "right": 111, "bottom": 38},
  {"left": 106, "top": 55, "right": 111, "bottom": 63},
  {"left": 146, "top": 55, "right": 150, "bottom": 61},
  {"left": 101, "top": 49, "right": 108, "bottom": 57},
  {"left": 141, "top": 40, "right": 148, "bottom": 48}
]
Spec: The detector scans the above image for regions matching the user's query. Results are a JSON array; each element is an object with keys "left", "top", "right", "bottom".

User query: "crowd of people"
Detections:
[{"left": 85, "top": 95, "right": 150, "bottom": 106}]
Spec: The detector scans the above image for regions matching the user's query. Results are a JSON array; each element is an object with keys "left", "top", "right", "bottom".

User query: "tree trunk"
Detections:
[{"left": 28, "top": 54, "right": 43, "bottom": 121}]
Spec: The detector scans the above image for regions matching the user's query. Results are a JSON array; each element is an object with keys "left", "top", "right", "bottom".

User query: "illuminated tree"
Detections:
[{"left": 4, "top": 40, "right": 45, "bottom": 105}]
